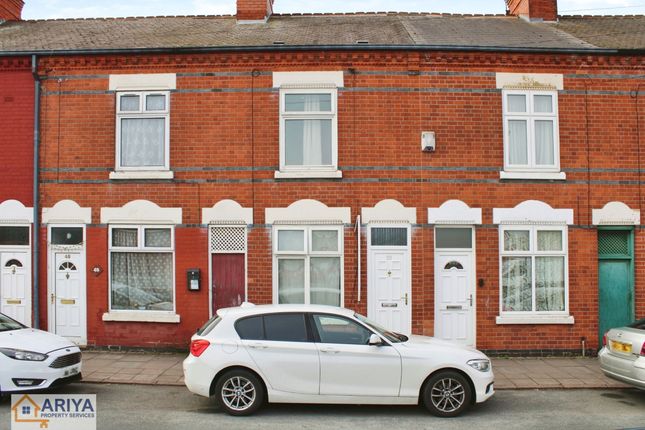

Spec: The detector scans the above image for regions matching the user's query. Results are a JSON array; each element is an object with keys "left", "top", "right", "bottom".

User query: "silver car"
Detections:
[{"left": 599, "top": 318, "right": 645, "bottom": 390}]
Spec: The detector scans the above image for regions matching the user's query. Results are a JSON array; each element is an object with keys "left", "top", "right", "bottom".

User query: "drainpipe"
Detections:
[
  {"left": 31, "top": 54, "right": 40, "bottom": 329},
  {"left": 355, "top": 215, "right": 361, "bottom": 302}
]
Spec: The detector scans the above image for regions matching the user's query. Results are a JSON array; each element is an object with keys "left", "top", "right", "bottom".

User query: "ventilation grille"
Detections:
[
  {"left": 211, "top": 227, "right": 246, "bottom": 253},
  {"left": 598, "top": 230, "right": 630, "bottom": 256}
]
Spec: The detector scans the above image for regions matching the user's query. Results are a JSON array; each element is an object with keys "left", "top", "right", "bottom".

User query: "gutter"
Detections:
[{"left": 31, "top": 54, "right": 40, "bottom": 329}]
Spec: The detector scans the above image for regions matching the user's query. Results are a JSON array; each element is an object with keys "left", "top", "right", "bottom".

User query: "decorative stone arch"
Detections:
[
  {"left": 42, "top": 200, "right": 92, "bottom": 225},
  {"left": 202, "top": 200, "right": 253, "bottom": 225},
  {"left": 0, "top": 200, "right": 33, "bottom": 224},
  {"left": 266, "top": 199, "right": 350, "bottom": 224},
  {"left": 592, "top": 202, "right": 640, "bottom": 226},
  {"left": 361, "top": 199, "right": 416, "bottom": 224},
  {"left": 100, "top": 200, "right": 182, "bottom": 225},
  {"left": 428, "top": 200, "right": 482, "bottom": 225},
  {"left": 493, "top": 200, "right": 573, "bottom": 225}
]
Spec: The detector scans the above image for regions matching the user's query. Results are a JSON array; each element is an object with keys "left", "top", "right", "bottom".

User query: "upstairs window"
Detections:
[
  {"left": 116, "top": 92, "right": 170, "bottom": 171},
  {"left": 503, "top": 90, "right": 559, "bottom": 172}
]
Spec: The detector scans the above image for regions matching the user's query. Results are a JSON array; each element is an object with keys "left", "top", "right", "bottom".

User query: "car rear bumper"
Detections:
[
  {"left": 183, "top": 355, "right": 217, "bottom": 398},
  {"left": 598, "top": 347, "right": 645, "bottom": 390}
]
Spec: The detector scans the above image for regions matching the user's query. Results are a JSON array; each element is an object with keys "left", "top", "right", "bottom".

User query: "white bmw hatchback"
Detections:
[
  {"left": 183, "top": 304, "right": 494, "bottom": 417},
  {"left": 0, "top": 313, "right": 82, "bottom": 395}
]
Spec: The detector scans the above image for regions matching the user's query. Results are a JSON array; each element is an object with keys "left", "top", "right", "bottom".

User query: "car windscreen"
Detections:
[
  {"left": 0, "top": 313, "right": 25, "bottom": 332},
  {"left": 354, "top": 313, "right": 407, "bottom": 343},
  {"left": 629, "top": 318, "right": 645, "bottom": 331}
]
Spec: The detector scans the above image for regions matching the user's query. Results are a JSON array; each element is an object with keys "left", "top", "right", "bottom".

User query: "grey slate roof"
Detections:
[{"left": 0, "top": 13, "right": 643, "bottom": 54}]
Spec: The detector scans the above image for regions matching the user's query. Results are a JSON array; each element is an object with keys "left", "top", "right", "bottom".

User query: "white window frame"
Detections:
[
  {"left": 107, "top": 224, "right": 176, "bottom": 315},
  {"left": 272, "top": 225, "right": 344, "bottom": 306},
  {"left": 278, "top": 87, "right": 339, "bottom": 176},
  {"left": 115, "top": 91, "right": 170, "bottom": 172},
  {"left": 502, "top": 89, "right": 560, "bottom": 174},
  {"left": 498, "top": 225, "right": 569, "bottom": 319}
]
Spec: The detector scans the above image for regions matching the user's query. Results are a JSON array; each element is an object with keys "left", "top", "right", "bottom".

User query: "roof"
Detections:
[
  {"left": 216, "top": 303, "right": 355, "bottom": 319},
  {"left": 0, "top": 13, "right": 643, "bottom": 54}
]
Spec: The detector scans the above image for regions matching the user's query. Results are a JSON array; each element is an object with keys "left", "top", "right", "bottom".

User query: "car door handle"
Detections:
[
  {"left": 320, "top": 347, "right": 340, "bottom": 354},
  {"left": 248, "top": 343, "right": 268, "bottom": 350}
]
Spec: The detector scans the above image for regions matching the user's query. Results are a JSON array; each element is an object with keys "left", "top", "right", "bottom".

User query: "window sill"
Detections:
[
  {"left": 496, "top": 315, "right": 574, "bottom": 325},
  {"left": 109, "top": 171, "right": 174, "bottom": 180},
  {"left": 500, "top": 171, "right": 566, "bottom": 181},
  {"left": 274, "top": 170, "right": 343, "bottom": 179},
  {"left": 102, "top": 312, "right": 180, "bottom": 324}
]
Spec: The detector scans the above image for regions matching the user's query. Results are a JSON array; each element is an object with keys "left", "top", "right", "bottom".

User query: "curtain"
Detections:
[
  {"left": 311, "top": 230, "right": 338, "bottom": 252},
  {"left": 507, "top": 94, "right": 526, "bottom": 112},
  {"left": 144, "top": 228, "right": 171, "bottom": 248},
  {"left": 535, "top": 120, "right": 555, "bottom": 165},
  {"left": 537, "top": 230, "right": 562, "bottom": 251},
  {"left": 508, "top": 120, "right": 528, "bottom": 165},
  {"left": 111, "top": 252, "right": 173, "bottom": 311},
  {"left": 310, "top": 257, "right": 341, "bottom": 306},
  {"left": 146, "top": 94, "right": 166, "bottom": 111},
  {"left": 504, "top": 230, "right": 530, "bottom": 251},
  {"left": 502, "top": 257, "right": 532, "bottom": 311},
  {"left": 536, "top": 257, "right": 565, "bottom": 311},
  {"left": 533, "top": 95, "right": 553, "bottom": 113},
  {"left": 284, "top": 94, "right": 332, "bottom": 167},
  {"left": 277, "top": 230, "right": 304, "bottom": 252},
  {"left": 121, "top": 118, "right": 165, "bottom": 167},
  {"left": 278, "top": 259, "right": 305, "bottom": 304},
  {"left": 112, "top": 228, "right": 137, "bottom": 247}
]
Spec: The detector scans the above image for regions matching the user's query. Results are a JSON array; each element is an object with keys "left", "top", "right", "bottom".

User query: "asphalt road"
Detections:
[{"left": 2, "top": 384, "right": 644, "bottom": 430}]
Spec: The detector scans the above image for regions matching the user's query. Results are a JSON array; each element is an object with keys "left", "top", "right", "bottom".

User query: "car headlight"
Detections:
[
  {"left": 0, "top": 348, "right": 48, "bottom": 361},
  {"left": 467, "top": 359, "right": 491, "bottom": 372}
]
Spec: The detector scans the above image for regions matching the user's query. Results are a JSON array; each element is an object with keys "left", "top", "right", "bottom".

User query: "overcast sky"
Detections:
[{"left": 22, "top": 0, "right": 645, "bottom": 19}]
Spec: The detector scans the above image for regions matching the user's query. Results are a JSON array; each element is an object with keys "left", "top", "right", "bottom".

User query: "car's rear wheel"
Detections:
[
  {"left": 422, "top": 371, "right": 472, "bottom": 417},
  {"left": 214, "top": 369, "right": 264, "bottom": 416}
]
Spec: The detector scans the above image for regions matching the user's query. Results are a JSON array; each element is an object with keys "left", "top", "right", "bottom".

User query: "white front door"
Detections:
[
  {"left": 369, "top": 250, "right": 411, "bottom": 334},
  {"left": 53, "top": 252, "right": 85, "bottom": 343},
  {"left": 0, "top": 252, "right": 31, "bottom": 326},
  {"left": 435, "top": 253, "right": 474, "bottom": 346}
]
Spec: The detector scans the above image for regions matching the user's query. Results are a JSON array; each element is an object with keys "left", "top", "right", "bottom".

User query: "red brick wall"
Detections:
[
  {"left": 0, "top": 0, "right": 24, "bottom": 21},
  {"left": 36, "top": 50, "right": 644, "bottom": 351}
]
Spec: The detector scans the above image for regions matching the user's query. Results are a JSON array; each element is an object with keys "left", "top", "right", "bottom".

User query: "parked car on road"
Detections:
[
  {"left": 599, "top": 318, "right": 645, "bottom": 390},
  {"left": 0, "top": 312, "right": 82, "bottom": 395},
  {"left": 183, "top": 303, "right": 494, "bottom": 417}
]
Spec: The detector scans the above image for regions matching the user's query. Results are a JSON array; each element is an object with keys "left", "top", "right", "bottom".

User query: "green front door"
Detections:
[{"left": 598, "top": 229, "right": 634, "bottom": 346}]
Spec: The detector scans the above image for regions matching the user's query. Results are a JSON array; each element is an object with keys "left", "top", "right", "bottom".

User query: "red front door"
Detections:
[{"left": 212, "top": 253, "right": 245, "bottom": 312}]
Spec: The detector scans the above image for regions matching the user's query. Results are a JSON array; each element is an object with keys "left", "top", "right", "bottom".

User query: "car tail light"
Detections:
[
  {"left": 602, "top": 332, "right": 608, "bottom": 347},
  {"left": 190, "top": 339, "right": 210, "bottom": 357},
  {"left": 641, "top": 343, "right": 645, "bottom": 357}
]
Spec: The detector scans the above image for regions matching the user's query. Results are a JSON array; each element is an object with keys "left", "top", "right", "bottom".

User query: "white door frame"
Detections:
[
  {"left": 0, "top": 225, "right": 32, "bottom": 327},
  {"left": 47, "top": 224, "right": 87, "bottom": 346},
  {"left": 434, "top": 226, "right": 477, "bottom": 347},
  {"left": 367, "top": 223, "right": 412, "bottom": 333}
]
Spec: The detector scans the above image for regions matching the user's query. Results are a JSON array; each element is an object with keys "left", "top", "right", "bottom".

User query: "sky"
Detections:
[{"left": 21, "top": 0, "right": 645, "bottom": 19}]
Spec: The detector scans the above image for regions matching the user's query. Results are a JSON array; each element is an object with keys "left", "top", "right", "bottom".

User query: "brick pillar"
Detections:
[
  {"left": 237, "top": 0, "right": 274, "bottom": 21},
  {"left": 506, "top": 0, "right": 557, "bottom": 21},
  {"left": 0, "top": 0, "right": 23, "bottom": 21}
]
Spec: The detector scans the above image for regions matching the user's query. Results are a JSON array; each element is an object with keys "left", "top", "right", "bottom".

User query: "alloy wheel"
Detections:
[
  {"left": 429, "top": 377, "right": 466, "bottom": 413},
  {"left": 221, "top": 376, "right": 256, "bottom": 412}
]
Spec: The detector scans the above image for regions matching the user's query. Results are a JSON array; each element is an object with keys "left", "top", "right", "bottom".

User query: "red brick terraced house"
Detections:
[{"left": 0, "top": 0, "right": 643, "bottom": 353}]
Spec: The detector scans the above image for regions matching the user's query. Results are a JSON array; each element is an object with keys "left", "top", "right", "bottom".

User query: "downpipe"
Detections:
[{"left": 31, "top": 54, "right": 40, "bottom": 329}]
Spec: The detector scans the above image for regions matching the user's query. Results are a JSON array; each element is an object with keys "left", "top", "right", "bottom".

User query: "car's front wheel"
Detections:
[
  {"left": 214, "top": 369, "right": 264, "bottom": 416},
  {"left": 422, "top": 371, "right": 472, "bottom": 417}
]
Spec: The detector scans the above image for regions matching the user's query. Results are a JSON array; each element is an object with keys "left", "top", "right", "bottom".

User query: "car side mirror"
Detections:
[{"left": 368, "top": 334, "right": 384, "bottom": 346}]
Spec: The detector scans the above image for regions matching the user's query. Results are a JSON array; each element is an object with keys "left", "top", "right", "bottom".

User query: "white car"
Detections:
[
  {"left": 599, "top": 318, "right": 645, "bottom": 390},
  {"left": 183, "top": 304, "right": 494, "bottom": 417},
  {"left": 0, "top": 312, "right": 82, "bottom": 395}
]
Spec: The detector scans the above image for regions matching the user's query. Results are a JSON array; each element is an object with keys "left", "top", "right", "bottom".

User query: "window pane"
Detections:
[
  {"left": 277, "top": 230, "right": 304, "bottom": 252},
  {"left": 507, "top": 94, "right": 527, "bottom": 113},
  {"left": 236, "top": 316, "right": 264, "bottom": 340},
  {"left": 502, "top": 257, "right": 532, "bottom": 312},
  {"left": 535, "top": 120, "right": 555, "bottom": 165},
  {"left": 536, "top": 257, "right": 565, "bottom": 312},
  {"left": 534, "top": 95, "right": 553, "bottom": 113},
  {"left": 51, "top": 227, "right": 83, "bottom": 245},
  {"left": 313, "top": 314, "right": 372, "bottom": 345},
  {"left": 264, "top": 314, "right": 308, "bottom": 342},
  {"left": 285, "top": 94, "right": 332, "bottom": 112},
  {"left": 435, "top": 228, "right": 472, "bottom": 249},
  {"left": 146, "top": 94, "right": 166, "bottom": 111},
  {"left": 145, "top": 228, "right": 171, "bottom": 248},
  {"left": 504, "top": 230, "right": 530, "bottom": 251},
  {"left": 120, "top": 94, "right": 139, "bottom": 111},
  {"left": 112, "top": 228, "right": 138, "bottom": 247},
  {"left": 278, "top": 259, "right": 305, "bottom": 304},
  {"left": 285, "top": 119, "right": 332, "bottom": 166},
  {"left": 508, "top": 120, "right": 528, "bottom": 165},
  {"left": 312, "top": 230, "right": 338, "bottom": 252},
  {"left": 371, "top": 228, "right": 407, "bottom": 246},
  {"left": 120, "top": 118, "right": 165, "bottom": 167},
  {"left": 537, "top": 230, "right": 563, "bottom": 251},
  {"left": 0, "top": 227, "right": 29, "bottom": 246},
  {"left": 310, "top": 257, "right": 341, "bottom": 306},
  {"left": 110, "top": 252, "right": 173, "bottom": 311}
]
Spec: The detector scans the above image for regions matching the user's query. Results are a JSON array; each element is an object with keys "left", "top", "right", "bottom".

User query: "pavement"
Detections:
[{"left": 80, "top": 351, "right": 631, "bottom": 390}]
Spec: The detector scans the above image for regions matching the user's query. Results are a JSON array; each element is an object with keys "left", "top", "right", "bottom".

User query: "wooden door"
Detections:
[{"left": 212, "top": 253, "right": 245, "bottom": 312}]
